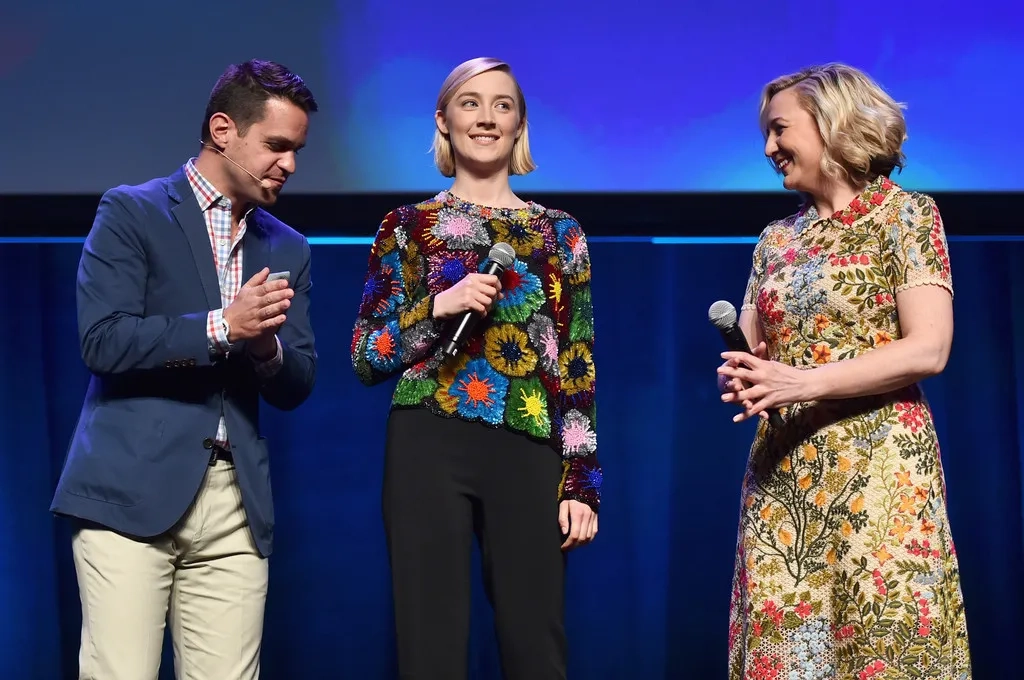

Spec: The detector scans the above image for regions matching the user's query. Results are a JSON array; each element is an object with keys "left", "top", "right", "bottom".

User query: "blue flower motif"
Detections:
[
  {"left": 366, "top": 320, "right": 402, "bottom": 373},
  {"left": 786, "top": 618, "right": 833, "bottom": 680},
  {"left": 362, "top": 251, "right": 406, "bottom": 318},
  {"left": 583, "top": 466, "right": 603, "bottom": 492},
  {"left": 492, "top": 260, "right": 545, "bottom": 323},
  {"left": 553, "top": 218, "right": 575, "bottom": 241},
  {"left": 853, "top": 423, "right": 893, "bottom": 450},
  {"left": 784, "top": 260, "right": 828, "bottom": 317},
  {"left": 449, "top": 358, "right": 509, "bottom": 425},
  {"left": 553, "top": 218, "right": 589, "bottom": 276},
  {"left": 428, "top": 250, "right": 479, "bottom": 294}
]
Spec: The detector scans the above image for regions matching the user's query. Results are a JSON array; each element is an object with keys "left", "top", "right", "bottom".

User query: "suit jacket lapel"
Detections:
[
  {"left": 243, "top": 209, "right": 272, "bottom": 284},
  {"left": 168, "top": 169, "right": 221, "bottom": 309}
]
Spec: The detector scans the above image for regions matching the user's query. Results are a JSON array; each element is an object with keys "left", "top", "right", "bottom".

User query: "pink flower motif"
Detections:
[
  {"left": 539, "top": 328, "right": 558, "bottom": 364},
  {"left": 431, "top": 208, "right": 489, "bottom": 249},
  {"left": 441, "top": 215, "right": 476, "bottom": 238},
  {"left": 561, "top": 410, "right": 596, "bottom": 455},
  {"left": 527, "top": 315, "right": 560, "bottom": 374}
]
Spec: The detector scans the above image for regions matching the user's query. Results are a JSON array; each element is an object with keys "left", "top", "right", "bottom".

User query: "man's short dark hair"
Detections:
[{"left": 200, "top": 60, "right": 318, "bottom": 143}]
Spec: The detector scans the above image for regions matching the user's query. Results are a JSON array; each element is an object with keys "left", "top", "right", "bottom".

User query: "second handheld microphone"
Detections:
[{"left": 708, "top": 300, "right": 785, "bottom": 429}]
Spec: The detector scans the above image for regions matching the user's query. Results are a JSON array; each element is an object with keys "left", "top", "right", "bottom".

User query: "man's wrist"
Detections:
[
  {"left": 249, "top": 335, "right": 277, "bottom": 360},
  {"left": 208, "top": 309, "right": 231, "bottom": 355}
]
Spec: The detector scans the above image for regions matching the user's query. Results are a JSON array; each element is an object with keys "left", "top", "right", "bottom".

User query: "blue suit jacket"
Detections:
[{"left": 50, "top": 166, "right": 316, "bottom": 556}]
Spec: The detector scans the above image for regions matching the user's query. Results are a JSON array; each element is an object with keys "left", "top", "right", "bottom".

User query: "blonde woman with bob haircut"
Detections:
[
  {"left": 716, "top": 63, "right": 972, "bottom": 679},
  {"left": 351, "top": 57, "right": 601, "bottom": 680}
]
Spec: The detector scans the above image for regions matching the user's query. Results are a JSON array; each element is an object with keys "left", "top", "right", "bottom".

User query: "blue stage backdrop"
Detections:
[
  {"left": 1, "top": 0, "right": 1022, "bottom": 193},
  {"left": 0, "top": 236, "right": 1020, "bottom": 678}
]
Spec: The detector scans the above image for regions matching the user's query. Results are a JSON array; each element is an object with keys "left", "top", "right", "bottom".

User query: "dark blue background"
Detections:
[{"left": 1, "top": 236, "right": 1019, "bottom": 678}]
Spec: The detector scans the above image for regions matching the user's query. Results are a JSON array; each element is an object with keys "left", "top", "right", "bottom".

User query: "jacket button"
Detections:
[{"left": 202, "top": 437, "right": 214, "bottom": 449}]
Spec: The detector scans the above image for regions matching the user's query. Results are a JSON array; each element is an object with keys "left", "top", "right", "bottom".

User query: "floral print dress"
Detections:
[{"left": 728, "top": 177, "right": 971, "bottom": 680}]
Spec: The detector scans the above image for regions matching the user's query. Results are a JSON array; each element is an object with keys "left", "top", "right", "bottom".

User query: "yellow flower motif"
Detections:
[
  {"left": 851, "top": 495, "right": 865, "bottom": 514},
  {"left": 838, "top": 456, "right": 851, "bottom": 472},
  {"left": 898, "top": 493, "right": 916, "bottom": 514},
  {"left": 493, "top": 219, "right": 544, "bottom": 257},
  {"left": 760, "top": 504, "right": 772, "bottom": 521},
  {"left": 826, "top": 548, "right": 837, "bottom": 565},
  {"left": 841, "top": 521, "right": 853, "bottom": 537},
  {"left": 798, "top": 474, "right": 813, "bottom": 491},
  {"left": 484, "top": 325, "right": 538, "bottom": 377},
  {"left": 802, "top": 444, "right": 818, "bottom": 461},
  {"left": 768, "top": 231, "right": 788, "bottom": 248},
  {"left": 558, "top": 342, "right": 595, "bottom": 397},
  {"left": 780, "top": 456, "right": 792, "bottom": 473},
  {"left": 814, "top": 490, "right": 827, "bottom": 507},
  {"left": 895, "top": 469, "right": 912, "bottom": 487},
  {"left": 547, "top": 272, "right": 562, "bottom": 307},
  {"left": 434, "top": 353, "right": 470, "bottom": 413},
  {"left": 872, "top": 545, "right": 893, "bottom": 565},
  {"left": 399, "top": 296, "right": 429, "bottom": 327},
  {"left": 516, "top": 387, "right": 546, "bottom": 427},
  {"left": 401, "top": 240, "right": 421, "bottom": 291}
]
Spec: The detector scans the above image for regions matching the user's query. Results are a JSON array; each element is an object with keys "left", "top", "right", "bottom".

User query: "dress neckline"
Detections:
[
  {"left": 794, "top": 176, "right": 899, "bottom": 234},
  {"left": 435, "top": 190, "right": 546, "bottom": 221}
]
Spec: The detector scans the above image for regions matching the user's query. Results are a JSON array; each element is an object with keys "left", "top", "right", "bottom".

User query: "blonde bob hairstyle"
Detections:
[
  {"left": 431, "top": 57, "right": 536, "bottom": 178},
  {"left": 759, "top": 63, "right": 907, "bottom": 187}
]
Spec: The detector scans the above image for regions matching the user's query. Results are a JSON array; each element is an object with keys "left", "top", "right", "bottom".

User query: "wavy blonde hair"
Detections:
[
  {"left": 759, "top": 63, "right": 907, "bottom": 187},
  {"left": 432, "top": 57, "right": 535, "bottom": 178}
]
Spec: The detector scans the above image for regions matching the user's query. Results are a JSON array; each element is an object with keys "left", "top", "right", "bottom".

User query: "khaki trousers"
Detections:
[{"left": 72, "top": 460, "right": 268, "bottom": 680}]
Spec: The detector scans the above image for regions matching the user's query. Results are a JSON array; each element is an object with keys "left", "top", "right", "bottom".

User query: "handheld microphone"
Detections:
[
  {"left": 708, "top": 300, "right": 785, "bottom": 429},
  {"left": 442, "top": 242, "right": 516, "bottom": 359},
  {"left": 200, "top": 141, "right": 276, "bottom": 191}
]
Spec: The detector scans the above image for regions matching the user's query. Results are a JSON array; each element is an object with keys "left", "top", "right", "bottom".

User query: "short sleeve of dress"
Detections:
[
  {"left": 885, "top": 193, "right": 953, "bottom": 298},
  {"left": 742, "top": 231, "right": 770, "bottom": 312}
]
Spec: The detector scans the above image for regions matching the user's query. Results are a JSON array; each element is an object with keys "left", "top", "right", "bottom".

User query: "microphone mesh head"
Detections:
[
  {"left": 488, "top": 242, "right": 516, "bottom": 268},
  {"left": 708, "top": 300, "right": 738, "bottom": 329}
]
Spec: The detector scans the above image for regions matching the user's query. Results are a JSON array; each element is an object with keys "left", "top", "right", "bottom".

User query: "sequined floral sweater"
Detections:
[{"left": 351, "top": 191, "right": 602, "bottom": 511}]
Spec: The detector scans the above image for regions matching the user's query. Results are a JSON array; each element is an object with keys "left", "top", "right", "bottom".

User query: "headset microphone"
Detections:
[{"left": 200, "top": 141, "right": 275, "bottom": 190}]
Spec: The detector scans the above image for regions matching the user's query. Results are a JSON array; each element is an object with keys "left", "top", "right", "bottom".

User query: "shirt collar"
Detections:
[
  {"left": 184, "top": 158, "right": 258, "bottom": 225},
  {"left": 184, "top": 158, "right": 227, "bottom": 212}
]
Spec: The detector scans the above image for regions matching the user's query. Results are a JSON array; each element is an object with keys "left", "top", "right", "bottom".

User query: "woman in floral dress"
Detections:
[{"left": 717, "top": 63, "right": 972, "bottom": 679}]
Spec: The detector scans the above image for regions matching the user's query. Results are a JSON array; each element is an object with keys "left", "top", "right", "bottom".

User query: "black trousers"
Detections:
[{"left": 382, "top": 408, "right": 567, "bottom": 680}]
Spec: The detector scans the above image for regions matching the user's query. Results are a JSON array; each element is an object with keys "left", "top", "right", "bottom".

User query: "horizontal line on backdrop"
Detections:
[{"left": 1, "top": 235, "right": 1023, "bottom": 245}]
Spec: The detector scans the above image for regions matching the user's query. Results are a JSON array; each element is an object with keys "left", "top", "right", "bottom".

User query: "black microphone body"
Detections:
[
  {"left": 442, "top": 258, "right": 507, "bottom": 359},
  {"left": 714, "top": 320, "right": 786, "bottom": 430}
]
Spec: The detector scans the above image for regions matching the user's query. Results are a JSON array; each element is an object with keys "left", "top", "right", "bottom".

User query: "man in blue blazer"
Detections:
[{"left": 50, "top": 60, "right": 318, "bottom": 680}]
